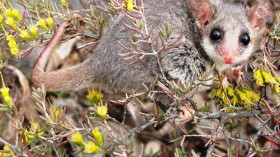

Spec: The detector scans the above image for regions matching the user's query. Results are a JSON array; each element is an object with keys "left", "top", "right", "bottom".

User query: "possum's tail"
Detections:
[{"left": 32, "top": 21, "right": 96, "bottom": 91}]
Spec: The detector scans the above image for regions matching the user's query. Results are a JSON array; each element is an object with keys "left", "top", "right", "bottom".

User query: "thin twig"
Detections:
[
  {"left": 246, "top": 117, "right": 272, "bottom": 157},
  {"left": 0, "top": 137, "right": 28, "bottom": 157}
]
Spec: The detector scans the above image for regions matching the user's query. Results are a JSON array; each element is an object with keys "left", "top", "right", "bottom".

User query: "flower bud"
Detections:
[
  {"left": 92, "top": 127, "right": 103, "bottom": 143},
  {"left": 97, "top": 106, "right": 107, "bottom": 119},
  {"left": 71, "top": 132, "right": 84, "bottom": 145},
  {"left": 84, "top": 141, "right": 100, "bottom": 154}
]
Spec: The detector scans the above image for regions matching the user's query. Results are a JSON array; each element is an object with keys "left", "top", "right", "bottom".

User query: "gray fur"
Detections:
[
  {"left": 33, "top": 0, "right": 269, "bottom": 102},
  {"left": 84, "top": 0, "right": 207, "bottom": 94}
]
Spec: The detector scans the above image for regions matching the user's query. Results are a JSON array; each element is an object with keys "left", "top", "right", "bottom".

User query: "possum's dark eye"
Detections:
[
  {"left": 210, "top": 29, "right": 222, "bottom": 41},
  {"left": 240, "top": 33, "right": 250, "bottom": 46}
]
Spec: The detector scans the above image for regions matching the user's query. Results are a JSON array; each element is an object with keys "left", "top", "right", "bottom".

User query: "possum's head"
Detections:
[{"left": 189, "top": 0, "right": 270, "bottom": 72}]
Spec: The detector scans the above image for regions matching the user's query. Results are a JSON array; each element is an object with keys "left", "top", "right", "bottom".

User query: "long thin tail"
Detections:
[
  {"left": 32, "top": 21, "right": 93, "bottom": 91},
  {"left": 32, "top": 62, "right": 92, "bottom": 91}
]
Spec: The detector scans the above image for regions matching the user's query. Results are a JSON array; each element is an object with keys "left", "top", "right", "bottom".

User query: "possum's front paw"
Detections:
[{"left": 160, "top": 45, "right": 206, "bottom": 86}]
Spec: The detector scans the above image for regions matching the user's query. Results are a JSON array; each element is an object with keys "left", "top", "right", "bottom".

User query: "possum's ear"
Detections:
[
  {"left": 247, "top": 0, "right": 270, "bottom": 29},
  {"left": 189, "top": 0, "right": 215, "bottom": 28}
]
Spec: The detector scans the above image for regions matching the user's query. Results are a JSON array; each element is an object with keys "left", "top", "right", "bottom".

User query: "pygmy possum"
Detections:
[{"left": 32, "top": 0, "right": 270, "bottom": 100}]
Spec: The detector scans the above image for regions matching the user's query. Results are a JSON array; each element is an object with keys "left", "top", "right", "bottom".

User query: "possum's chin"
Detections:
[
  {"left": 213, "top": 58, "right": 248, "bottom": 73},
  {"left": 214, "top": 62, "right": 232, "bottom": 73}
]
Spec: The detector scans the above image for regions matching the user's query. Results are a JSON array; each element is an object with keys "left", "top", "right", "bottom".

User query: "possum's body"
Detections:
[{"left": 32, "top": 0, "right": 269, "bottom": 98}]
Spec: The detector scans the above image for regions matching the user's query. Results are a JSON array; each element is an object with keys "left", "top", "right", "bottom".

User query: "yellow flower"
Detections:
[
  {"left": 237, "top": 88, "right": 259, "bottom": 105},
  {"left": 276, "top": 77, "right": 280, "bottom": 83},
  {"left": 254, "top": 69, "right": 279, "bottom": 86},
  {"left": 10, "top": 9, "right": 21, "bottom": 20},
  {"left": 92, "top": 127, "right": 103, "bottom": 143},
  {"left": 226, "top": 87, "right": 238, "bottom": 105},
  {"left": 84, "top": 141, "right": 100, "bottom": 154},
  {"left": 126, "top": 0, "right": 134, "bottom": 11},
  {"left": 0, "top": 14, "right": 3, "bottom": 25},
  {"left": 261, "top": 70, "right": 277, "bottom": 84},
  {"left": 215, "top": 88, "right": 226, "bottom": 102},
  {"left": 30, "top": 121, "right": 44, "bottom": 136},
  {"left": 3, "top": 145, "right": 15, "bottom": 156},
  {"left": 29, "top": 25, "right": 38, "bottom": 38},
  {"left": 237, "top": 90, "right": 251, "bottom": 104},
  {"left": 3, "top": 95, "right": 12, "bottom": 106},
  {"left": 274, "top": 84, "right": 280, "bottom": 94},
  {"left": 5, "top": 17, "right": 16, "bottom": 29},
  {"left": 87, "top": 89, "right": 103, "bottom": 104},
  {"left": 254, "top": 69, "right": 264, "bottom": 86},
  {"left": 241, "top": 88, "right": 260, "bottom": 103},
  {"left": 226, "top": 87, "right": 235, "bottom": 97},
  {"left": 5, "top": 9, "right": 21, "bottom": 21},
  {"left": 97, "top": 105, "right": 107, "bottom": 119},
  {"left": 10, "top": 47, "right": 19, "bottom": 56},
  {"left": 19, "top": 29, "right": 31, "bottom": 40},
  {"left": 61, "top": 0, "right": 69, "bottom": 7},
  {"left": 32, "top": 121, "right": 40, "bottom": 131},
  {"left": 3, "top": 145, "right": 12, "bottom": 151},
  {"left": 4, "top": 9, "right": 13, "bottom": 17},
  {"left": 11, "top": 9, "right": 21, "bottom": 20},
  {"left": 230, "top": 96, "right": 238, "bottom": 106},
  {"left": 0, "top": 87, "right": 10, "bottom": 98},
  {"left": 37, "top": 18, "right": 48, "bottom": 30},
  {"left": 6, "top": 35, "right": 17, "bottom": 47},
  {"left": 0, "top": 73, "right": 12, "bottom": 106},
  {"left": 6, "top": 35, "right": 19, "bottom": 56},
  {"left": 46, "top": 16, "right": 53, "bottom": 29},
  {"left": 24, "top": 131, "right": 35, "bottom": 144},
  {"left": 49, "top": 106, "right": 61, "bottom": 118},
  {"left": 71, "top": 132, "right": 84, "bottom": 145}
]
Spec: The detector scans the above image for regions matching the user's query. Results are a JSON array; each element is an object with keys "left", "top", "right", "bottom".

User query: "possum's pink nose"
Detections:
[
  {"left": 222, "top": 53, "right": 235, "bottom": 64},
  {"left": 224, "top": 57, "right": 233, "bottom": 64}
]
